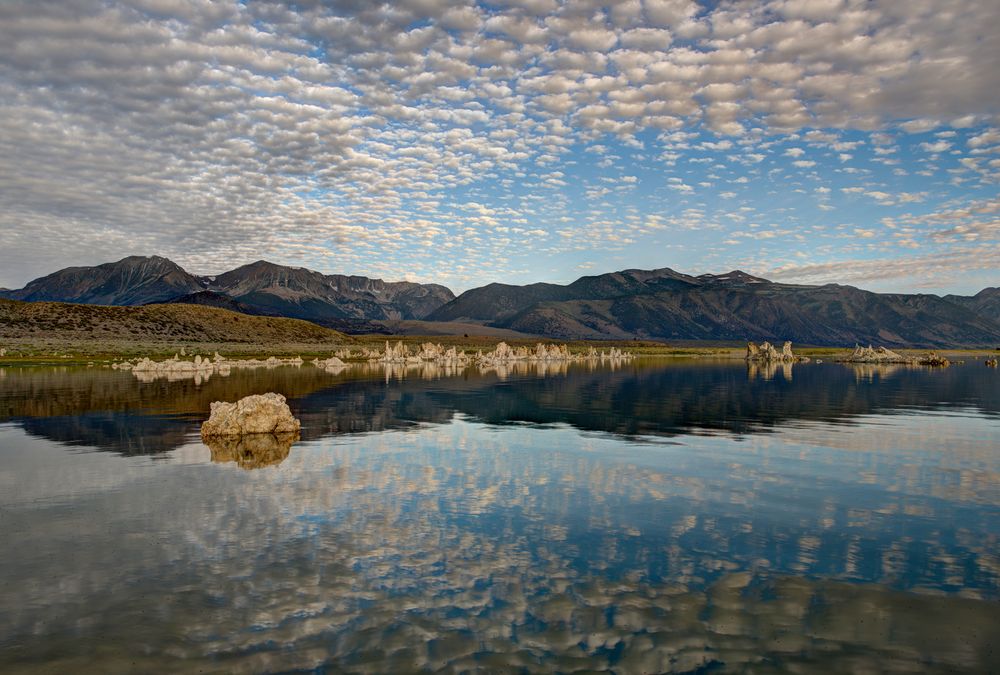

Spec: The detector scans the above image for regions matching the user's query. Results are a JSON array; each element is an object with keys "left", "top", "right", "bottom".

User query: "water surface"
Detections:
[{"left": 1, "top": 359, "right": 998, "bottom": 672}]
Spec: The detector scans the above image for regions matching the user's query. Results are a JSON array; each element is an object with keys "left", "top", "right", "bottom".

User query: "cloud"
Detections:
[
  {"left": 968, "top": 128, "right": 1000, "bottom": 149},
  {"left": 776, "top": 0, "right": 845, "bottom": 22},
  {"left": 920, "top": 140, "right": 952, "bottom": 153},
  {"left": 0, "top": 0, "right": 998, "bottom": 292},
  {"left": 766, "top": 246, "right": 1000, "bottom": 288}
]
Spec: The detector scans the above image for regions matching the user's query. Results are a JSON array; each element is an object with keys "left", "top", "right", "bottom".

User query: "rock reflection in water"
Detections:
[
  {"left": 848, "top": 362, "right": 909, "bottom": 382},
  {"left": 350, "top": 358, "right": 602, "bottom": 382},
  {"left": 1, "top": 360, "right": 998, "bottom": 458},
  {"left": 746, "top": 360, "right": 794, "bottom": 381},
  {"left": 205, "top": 432, "right": 299, "bottom": 470}
]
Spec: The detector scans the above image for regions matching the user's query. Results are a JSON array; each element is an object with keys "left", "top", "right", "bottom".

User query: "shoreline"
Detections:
[{"left": 1, "top": 335, "right": 997, "bottom": 367}]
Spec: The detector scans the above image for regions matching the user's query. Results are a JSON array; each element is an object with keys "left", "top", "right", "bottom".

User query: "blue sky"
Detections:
[{"left": 0, "top": 0, "right": 998, "bottom": 294}]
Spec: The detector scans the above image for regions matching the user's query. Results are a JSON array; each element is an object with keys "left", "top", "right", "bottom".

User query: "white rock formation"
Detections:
[
  {"left": 113, "top": 354, "right": 306, "bottom": 381},
  {"left": 314, "top": 355, "right": 346, "bottom": 368},
  {"left": 364, "top": 341, "right": 475, "bottom": 366},
  {"left": 746, "top": 341, "right": 807, "bottom": 362},
  {"left": 840, "top": 344, "right": 913, "bottom": 364},
  {"left": 129, "top": 356, "right": 214, "bottom": 373},
  {"left": 200, "top": 392, "right": 301, "bottom": 438},
  {"left": 476, "top": 342, "right": 633, "bottom": 367},
  {"left": 353, "top": 340, "right": 633, "bottom": 379}
]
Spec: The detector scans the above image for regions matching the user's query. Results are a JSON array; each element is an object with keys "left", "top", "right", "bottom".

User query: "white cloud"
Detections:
[
  {"left": 643, "top": 0, "right": 699, "bottom": 28},
  {"left": 920, "top": 140, "right": 952, "bottom": 153},
  {"left": 767, "top": 246, "right": 1000, "bottom": 288},
  {"left": 556, "top": 21, "right": 619, "bottom": 51},
  {"left": 899, "top": 119, "right": 940, "bottom": 133},
  {"left": 968, "top": 128, "right": 1000, "bottom": 149}
]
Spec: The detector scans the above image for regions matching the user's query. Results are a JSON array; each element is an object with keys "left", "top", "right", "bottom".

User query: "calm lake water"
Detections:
[{"left": 1, "top": 358, "right": 998, "bottom": 673}]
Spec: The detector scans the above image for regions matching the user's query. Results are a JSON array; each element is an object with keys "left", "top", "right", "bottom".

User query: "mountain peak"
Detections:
[
  {"left": 116, "top": 254, "right": 173, "bottom": 265},
  {"left": 223, "top": 260, "right": 324, "bottom": 277},
  {"left": 1, "top": 255, "right": 203, "bottom": 305},
  {"left": 697, "top": 270, "right": 771, "bottom": 285},
  {"left": 231, "top": 259, "right": 283, "bottom": 271}
]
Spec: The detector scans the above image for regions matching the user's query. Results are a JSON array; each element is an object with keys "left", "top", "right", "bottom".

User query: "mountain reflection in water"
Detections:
[{"left": 0, "top": 359, "right": 997, "bottom": 458}]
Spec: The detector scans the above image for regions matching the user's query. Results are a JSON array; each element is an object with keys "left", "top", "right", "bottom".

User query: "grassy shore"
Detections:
[{"left": 0, "top": 335, "right": 721, "bottom": 364}]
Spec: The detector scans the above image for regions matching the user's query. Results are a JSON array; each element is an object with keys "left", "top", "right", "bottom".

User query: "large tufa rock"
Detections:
[
  {"left": 382, "top": 340, "right": 409, "bottom": 363},
  {"left": 201, "top": 392, "right": 301, "bottom": 438}
]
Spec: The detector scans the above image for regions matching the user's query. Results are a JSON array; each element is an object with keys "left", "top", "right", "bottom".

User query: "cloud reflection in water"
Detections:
[{"left": 0, "top": 406, "right": 998, "bottom": 672}]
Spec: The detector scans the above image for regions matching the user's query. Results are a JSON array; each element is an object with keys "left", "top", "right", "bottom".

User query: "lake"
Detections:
[{"left": 1, "top": 358, "right": 998, "bottom": 673}]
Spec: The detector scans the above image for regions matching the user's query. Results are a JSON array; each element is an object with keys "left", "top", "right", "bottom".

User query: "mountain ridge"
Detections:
[
  {"left": 0, "top": 256, "right": 454, "bottom": 326},
  {"left": 2, "top": 257, "right": 999, "bottom": 347},
  {"left": 209, "top": 260, "right": 454, "bottom": 323},
  {"left": 427, "top": 266, "right": 1000, "bottom": 347}
]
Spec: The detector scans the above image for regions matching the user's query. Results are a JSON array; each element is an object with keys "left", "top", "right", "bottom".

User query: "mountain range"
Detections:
[
  {"left": 1, "top": 256, "right": 454, "bottom": 328},
  {"left": 2, "top": 256, "right": 999, "bottom": 347}
]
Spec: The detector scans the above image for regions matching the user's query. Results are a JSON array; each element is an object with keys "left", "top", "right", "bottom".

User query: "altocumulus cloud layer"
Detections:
[{"left": 0, "top": 0, "right": 998, "bottom": 292}]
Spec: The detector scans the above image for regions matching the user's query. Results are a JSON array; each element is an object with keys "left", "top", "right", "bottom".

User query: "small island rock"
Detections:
[{"left": 201, "top": 392, "right": 301, "bottom": 437}]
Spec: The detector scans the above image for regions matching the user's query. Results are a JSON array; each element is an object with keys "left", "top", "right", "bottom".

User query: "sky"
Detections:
[{"left": 0, "top": 0, "right": 998, "bottom": 295}]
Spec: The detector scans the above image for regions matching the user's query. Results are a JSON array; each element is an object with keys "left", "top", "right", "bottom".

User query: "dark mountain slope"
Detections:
[
  {"left": 446, "top": 272, "right": 1000, "bottom": 347},
  {"left": 428, "top": 267, "right": 700, "bottom": 322},
  {"left": 159, "top": 290, "right": 278, "bottom": 316},
  {"left": 945, "top": 287, "right": 1000, "bottom": 320},
  {"left": 426, "top": 281, "right": 574, "bottom": 323}
]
